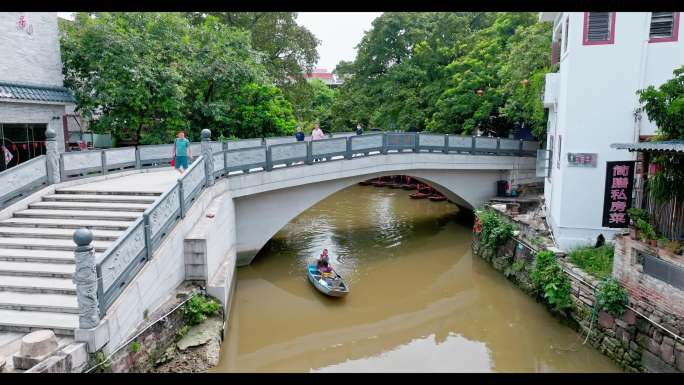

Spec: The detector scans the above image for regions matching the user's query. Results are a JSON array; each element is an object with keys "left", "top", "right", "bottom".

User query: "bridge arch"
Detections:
[{"left": 228, "top": 151, "right": 531, "bottom": 265}]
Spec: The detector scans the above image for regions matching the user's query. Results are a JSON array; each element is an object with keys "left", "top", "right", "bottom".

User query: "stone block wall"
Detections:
[{"left": 472, "top": 212, "right": 684, "bottom": 373}]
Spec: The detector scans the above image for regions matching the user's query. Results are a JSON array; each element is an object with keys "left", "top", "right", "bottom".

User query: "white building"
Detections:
[
  {"left": 0, "top": 12, "right": 74, "bottom": 169},
  {"left": 539, "top": 12, "right": 683, "bottom": 249}
]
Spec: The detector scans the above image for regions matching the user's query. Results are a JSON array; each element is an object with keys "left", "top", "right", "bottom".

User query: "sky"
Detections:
[{"left": 58, "top": 12, "right": 382, "bottom": 71}]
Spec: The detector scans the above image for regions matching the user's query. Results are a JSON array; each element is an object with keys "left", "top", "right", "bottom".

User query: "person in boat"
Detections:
[{"left": 317, "top": 249, "right": 333, "bottom": 274}]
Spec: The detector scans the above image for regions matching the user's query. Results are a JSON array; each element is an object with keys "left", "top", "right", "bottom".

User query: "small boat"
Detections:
[
  {"left": 307, "top": 264, "right": 349, "bottom": 297},
  {"left": 429, "top": 195, "right": 447, "bottom": 202},
  {"left": 358, "top": 180, "right": 373, "bottom": 186},
  {"left": 402, "top": 184, "right": 417, "bottom": 190},
  {"left": 410, "top": 192, "right": 431, "bottom": 199},
  {"left": 372, "top": 181, "right": 388, "bottom": 187},
  {"left": 388, "top": 183, "right": 403, "bottom": 189}
]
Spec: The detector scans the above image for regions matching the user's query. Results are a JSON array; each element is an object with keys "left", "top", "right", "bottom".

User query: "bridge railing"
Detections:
[
  {"left": 0, "top": 155, "right": 48, "bottom": 207},
  {"left": 94, "top": 155, "right": 206, "bottom": 314}
]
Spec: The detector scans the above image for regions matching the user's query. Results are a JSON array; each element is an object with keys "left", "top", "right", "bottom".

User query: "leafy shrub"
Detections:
[
  {"left": 626, "top": 207, "right": 648, "bottom": 224},
  {"left": 531, "top": 250, "right": 573, "bottom": 312},
  {"left": 567, "top": 245, "right": 614, "bottom": 280},
  {"left": 477, "top": 210, "right": 515, "bottom": 251},
  {"left": 183, "top": 295, "right": 220, "bottom": 326},
  {"left": 130, "top": 341, "right": 141, "bottom": 353},
  {"left": 511, "top": 259, "right": 526, "bottom": 273},
  {"left": 594, "top": 278, "right": 629, "bottom": 317}
]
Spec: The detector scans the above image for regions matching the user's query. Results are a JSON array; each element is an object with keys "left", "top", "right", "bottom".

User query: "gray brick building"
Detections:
[{"left": 0, "top": 12, "right": 74, "bottom": 170}]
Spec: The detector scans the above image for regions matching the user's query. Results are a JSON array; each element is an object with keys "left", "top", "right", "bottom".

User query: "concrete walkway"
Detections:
[{"left": 59, "top": 168, "right": 180, "bottom": 194}]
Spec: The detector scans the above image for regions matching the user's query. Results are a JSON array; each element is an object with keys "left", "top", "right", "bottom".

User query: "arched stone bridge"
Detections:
[{"left": 0, "top": 129, "right": 539, "bottom": 357}]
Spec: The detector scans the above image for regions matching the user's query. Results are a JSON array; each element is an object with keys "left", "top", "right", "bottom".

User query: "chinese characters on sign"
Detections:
[
  {"left": 16, "top": 15, "right": 34, "bottom": 36},
  {"left": 567, "top": 153, "right": 597, "bottom": 167},
  {"left": 602, "top": 161, "right": 635, "bottom": 228}
]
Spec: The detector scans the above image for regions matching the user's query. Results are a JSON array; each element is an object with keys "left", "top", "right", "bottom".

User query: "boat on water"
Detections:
[
  {"left": 402, "top": 184, "right": 418, "bottom": 190},
  {"left": 429, "top": 194, "right": 447, "bottom": 202},
  {"left": 388, "top": 183, "right": 403, "bottom": 189},
  {"left": 409, "top": 192, "right": 431, "bottom": 199},
  {"left": 358, "top": 180, "right": 373, "bottom": 186},
  {"left": 307, "top": 264, "right": 349, "bottom": 297}
]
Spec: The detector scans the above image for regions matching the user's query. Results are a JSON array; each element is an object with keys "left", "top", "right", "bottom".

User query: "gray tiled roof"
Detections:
[
  {"left": 0, "top": 82, "right": 75, "bottom": 103},
  {"left": 611, "top": 140, "right": 684, "bottom": 153}
]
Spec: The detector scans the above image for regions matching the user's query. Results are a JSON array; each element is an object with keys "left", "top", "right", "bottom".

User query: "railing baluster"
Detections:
[{"left": 178, "top": 180, "right": 185, "bottom": 218}]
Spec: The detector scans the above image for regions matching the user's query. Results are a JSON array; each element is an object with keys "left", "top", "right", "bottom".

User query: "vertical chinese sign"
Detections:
[{"left": 602, "top": 161, "right": 635, "bottom": 228}]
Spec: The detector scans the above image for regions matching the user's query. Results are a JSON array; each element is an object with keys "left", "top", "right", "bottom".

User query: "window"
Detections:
[
  {"left": 557, "top": 135, "right": 562, "bottom": 169},
  {"left": 649, "top": 12, "right": 679, "bottom": 43},
  {"left": 563, "top": 17, "right": 570, "bottom": 54},
  {"left": 583, "top": 12, "right": 616, "bottom": 45}
]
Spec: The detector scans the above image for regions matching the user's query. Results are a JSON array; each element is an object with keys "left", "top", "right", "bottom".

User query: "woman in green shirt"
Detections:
[{"left": 172, "top": 131, "right": 193, "bottom": 174}]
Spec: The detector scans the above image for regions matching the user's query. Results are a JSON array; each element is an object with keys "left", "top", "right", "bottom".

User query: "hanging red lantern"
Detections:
[
  {"left": 11, "top": 144, "right": 16, "bottom": 151},
  {"left": 33, "top": 142, "right": 38, "bottom": 148},
  {"left": 22, "top": 144, "right": 27, "bottom": 150}
]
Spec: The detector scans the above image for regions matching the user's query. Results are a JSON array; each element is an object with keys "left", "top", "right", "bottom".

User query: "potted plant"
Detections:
[
  {"left": 627, "top": 208, "right": 648, "bottom": 239},
  {"left": 657, "top": 236, "right": 669, "bottom": 249}
]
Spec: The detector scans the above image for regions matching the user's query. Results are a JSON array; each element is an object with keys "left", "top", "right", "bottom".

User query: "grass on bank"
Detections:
[{"left": 567, "top": 245, "right": 614, "bottom": 279}]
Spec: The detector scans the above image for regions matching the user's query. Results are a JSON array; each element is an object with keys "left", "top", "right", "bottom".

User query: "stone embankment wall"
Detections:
[
  {"left": 472, "top": 213, "right": 683, "bottom": 373},
  {"left": 88, "top": 285, "right": 223, "bottom": 373}
]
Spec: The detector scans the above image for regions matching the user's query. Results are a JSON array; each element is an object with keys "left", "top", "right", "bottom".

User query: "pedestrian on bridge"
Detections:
[
  {"left": 311, "top": 124, "right": 326, "bottom": 162},
  {"left": 311, "top": 123, "right": 325, "bottom": 141},
  {"left": 172, "top": 131, "right": 192, "bottom": 174},
  {"left": 295, "top": 126, "right": 305, "bottom": 142}
]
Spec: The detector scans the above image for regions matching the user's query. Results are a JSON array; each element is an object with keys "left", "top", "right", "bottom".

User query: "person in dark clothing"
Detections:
[
  {"left": 317, "top": 249, "right": 332, "bottom": 273},
  {"left": 356, "top": 123, "right": 363, "bottom": 135},
  {"left": 295, "top": 127, "right": 305, "bottom": 142}
]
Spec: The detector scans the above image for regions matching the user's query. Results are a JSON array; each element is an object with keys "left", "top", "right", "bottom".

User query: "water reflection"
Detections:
[{"left": 213, "top": 185, "right": 620, "bottom": 373}]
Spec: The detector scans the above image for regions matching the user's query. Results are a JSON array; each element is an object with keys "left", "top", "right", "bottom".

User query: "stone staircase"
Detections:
[{"left": 0, "top": 188, "right": 161, "bottom": 336}]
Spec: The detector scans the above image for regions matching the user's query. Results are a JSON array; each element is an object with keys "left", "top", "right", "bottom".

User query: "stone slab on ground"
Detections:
[
  {"left": 12, "top": 330, "right": 59, "bottom": 370},
  {"left": 176, "top": 317, "right": 222, "bottom": 351},
  {"left": 152, "top": 316, "right": 222, "bottom": 373}
]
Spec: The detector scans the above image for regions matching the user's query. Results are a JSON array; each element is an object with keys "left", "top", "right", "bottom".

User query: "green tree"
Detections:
[
  {"left": 330, "top": 12, "right": 494, "bottom": 132},
  {"left": 227, "top": 83, "right": 297, "bottom": 139},
  {"left": 61, "top": 12, "right": 297, "bottom": 144},
  {"left": 637, "top": 66, "right": 684, "bottom": 207},
  {"left": 498, "top": 21, "right": 553, "bottom": 139},
  {"left": 185, "top": 12, "right": 319, "bottom": 93},
  {"left": 427, "top": 12, "right": 540, "bottom": 135},
  {"left": 61, "top": 12, "right": 191, "bottom": 144}
]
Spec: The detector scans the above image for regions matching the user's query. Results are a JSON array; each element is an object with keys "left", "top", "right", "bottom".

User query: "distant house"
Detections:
[{"left": 303, "top": 67, "right": 344, "bottom": 88}]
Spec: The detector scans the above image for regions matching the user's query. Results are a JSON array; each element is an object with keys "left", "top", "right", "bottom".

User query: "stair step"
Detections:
[
  {"left": 0, "top": 238, "right": 111, "bottom": 253},
  {"left": 0, "top": 309, "right": 77, "bottom": 336},
  {"left": 0, "top": 249, "right": 78, "bottom": 264},
  {"left": 0, "top": 261, "right": 74, "bottom": 278},
  {"left": 14, "top": 209, "right": 140, "bottom": 221},
  {"left": 0, "top": 226, "right": 122, "bottom": 241},
  {"left": 29, "top": 201, "right": 149, "bottom": 212},
  {"left": 0, "top": 292, "right": 78, "bottom": 314},
  {"left": 0, "top": 217, "right": 133, "bottom": 231},
  {"left": 0, "top": 275, "right": 76, "bottom": 295},
  {"left": 43, "top": 194, "right": 157, "bottom": 204},
  {"left": 55, "top": 189, "right": 162, "bottom": 197}
]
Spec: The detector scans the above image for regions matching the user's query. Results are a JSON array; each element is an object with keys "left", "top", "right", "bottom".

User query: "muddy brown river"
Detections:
[{"left": 213, "top": 184, "right": 620, "bottom": 372}]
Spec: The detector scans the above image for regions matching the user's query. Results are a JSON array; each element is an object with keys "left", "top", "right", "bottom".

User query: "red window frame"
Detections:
[
  {"left": 583, "top": 12, "right": 616, "bottom": 46},
  {"left": 649, "top": 12, "right": 680, "bottom": 43}
]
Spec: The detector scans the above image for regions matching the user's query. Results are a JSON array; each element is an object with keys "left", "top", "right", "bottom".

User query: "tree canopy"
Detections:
[
  {"left": 61, "top": 12, "right": 297, "bottom": 144},
  {"left": 329, "top": 12, "right": 552, "bottom": 138}
]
